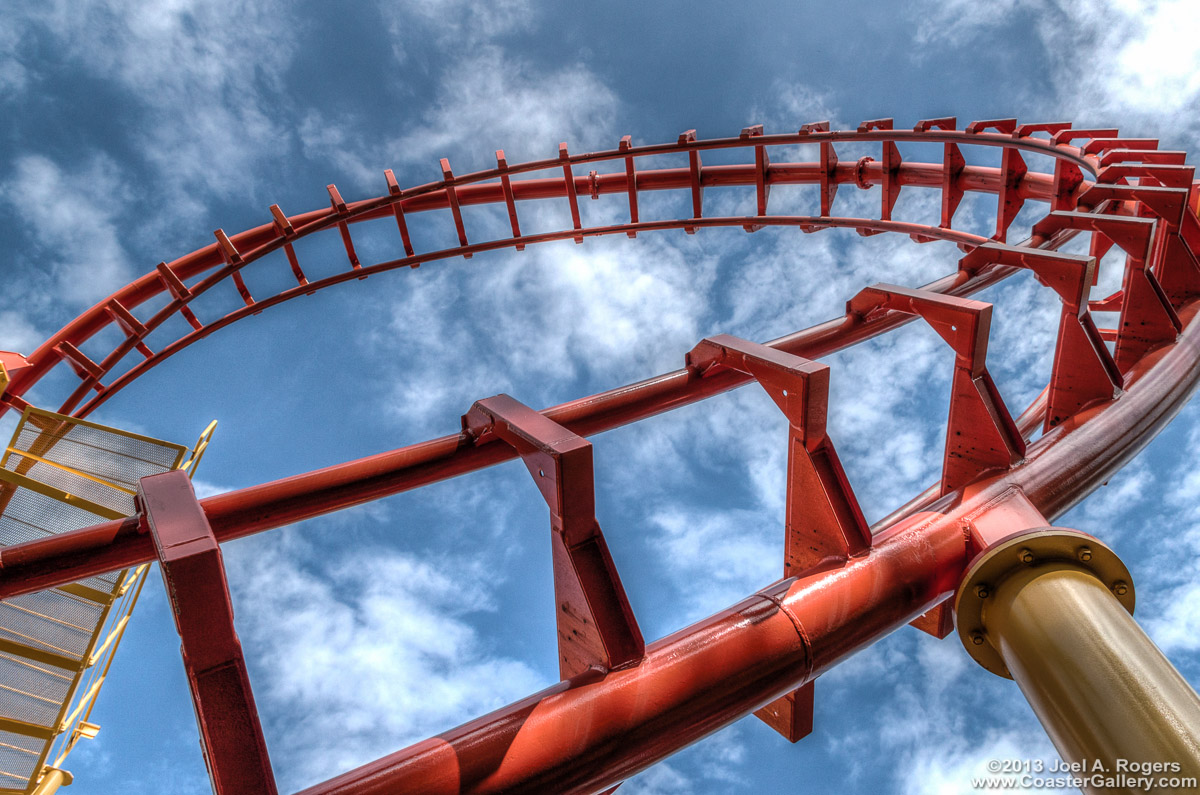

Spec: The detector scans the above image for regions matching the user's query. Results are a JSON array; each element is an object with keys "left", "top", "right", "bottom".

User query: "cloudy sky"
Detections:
[{"left": 2, "top": 1, "right": 1200, "bottom": 793}]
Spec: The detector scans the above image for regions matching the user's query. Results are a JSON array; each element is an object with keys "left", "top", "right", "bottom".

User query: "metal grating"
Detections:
[
  {"left": 4, "top": 409, "right": 186, "bottom": 517},
  {"left": 0, "top": 731, "right": 42, "bottom": 787},
  {"left": 0, "top": 655, "right": 71, "bottom": 729},
  {"left": 0, "top": 408, "right": 200, "bottom": 790}
]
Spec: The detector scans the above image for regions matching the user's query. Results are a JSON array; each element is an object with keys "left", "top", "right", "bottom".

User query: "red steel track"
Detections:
[{"left": 2, "top": 117, "right": 1200, "bottom": 793}]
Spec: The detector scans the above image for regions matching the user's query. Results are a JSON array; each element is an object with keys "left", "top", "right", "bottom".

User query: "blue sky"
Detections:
[{"left": 2, "top": 1, "right": 1200, "bottom": 793}]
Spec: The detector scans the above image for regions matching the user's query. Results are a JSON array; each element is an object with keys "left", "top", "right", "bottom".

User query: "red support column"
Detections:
[
  {"left": 847, "top": 284, "right": 1026, "bottom": 494},
  {"left": 139, "top": 470, "right": 277, "bottom": 795},
  {"left": 463, "top": 395, "right": 644, "bottom": 680}
]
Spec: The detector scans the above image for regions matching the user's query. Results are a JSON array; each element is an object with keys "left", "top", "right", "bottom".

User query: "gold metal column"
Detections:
[
  {"left": 955, "top": 529, "right": 1200, "bottom": 794},
  {"left": 31, "top": 768, "right": 72, "bottom": 794}
]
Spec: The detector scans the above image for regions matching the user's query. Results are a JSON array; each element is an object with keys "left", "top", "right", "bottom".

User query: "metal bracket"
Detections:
[
  {"left": 463, "top": 395, "right": 644, "bottom": 680},
  {"left": 753, "top": 680, "right": 815, "bottom": 744},
  {"left": 847, "top": 285, "right": 1025, "bottom": 495},
  {"left": 961, "top": 242, "right": 1121, "bottom": 429},
  {"left": 741, "top": 125, "right": 770, "bottom": 231},
  {"left": 915, "top": 117, "right": 966, "bottom": 227},
  {"left": 1034, "top": 211, "right": 1180, "bottom": 370},
  {"left": 1081, "top": 183, "right": 1200, "bottom": 309},
  {"left": 687, "top": 334, "right": 870, "bottom": 576},
  {"left": 858, "top": 118, "right": 901, "bottom": 221}
]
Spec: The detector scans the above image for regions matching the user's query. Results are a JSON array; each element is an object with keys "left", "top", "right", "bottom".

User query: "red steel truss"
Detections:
[{"left": 2, "top": 118, "right": 1200, "bottom": 793}]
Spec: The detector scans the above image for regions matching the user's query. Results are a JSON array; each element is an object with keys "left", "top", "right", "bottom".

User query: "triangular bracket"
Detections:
[
  {"left": 686, "top": 335, "right": 870, "bottom": 576},
  {"left": 463, "top": 395, "right": 644, "bottom": 680}
]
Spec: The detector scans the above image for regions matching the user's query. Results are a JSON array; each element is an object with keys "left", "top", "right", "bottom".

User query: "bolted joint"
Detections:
[
  {"left": 953, "top": 527, "right": 1134, "bottom": 679},
  {"left": 952, "top": 528, "right": 1200, "bottom": 787}
]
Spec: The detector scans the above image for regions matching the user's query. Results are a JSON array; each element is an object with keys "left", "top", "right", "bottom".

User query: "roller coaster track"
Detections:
[{"left": 1, "top": 117, "right": 1199, "bottom": 793}]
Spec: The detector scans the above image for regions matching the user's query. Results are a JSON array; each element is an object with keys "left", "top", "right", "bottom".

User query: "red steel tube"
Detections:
[
  {"left": 0, "top": 261, "right": 1034, "bottom": 599},
  {"left": 294, "top": 298, "right": 1200, "bottom": 795},
  {"left": 295, "top": 508, "right": 968, "bottom": 795},
  {"left": 3, "top": 139, "right": 1068, "bottom": 417},
  {"left": 0, "top": 124, "right": 1180, "bottom": 794}
]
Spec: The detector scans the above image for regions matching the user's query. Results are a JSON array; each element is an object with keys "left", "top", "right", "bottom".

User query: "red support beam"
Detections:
[
  {"left": 383, "top": 170, "right": 416, "bottom": 258},
  {"left": 292, "top": 297, "right": 1200, "bottom": 795},
  {"left": 680, "top": 129, "right": 702, "bottom": 234},
  {"left": 295, "top": 507, "right": 969, "bottom": 795},
  {"left": 463, "top": 394, "right": 644, "bottom": 679},
  {"left": 140, "top": 470, "right": 277, "bottom": 795},
  {"left": 3, "top": 119, "right": 1200, "bottom": 794},
  {"left": 961, "top": 242, "right": 1121, "bottom": 428},
  {"left": 3, "top": 132, "right": 1086, "bottom": 419},
  {"left": 496, "top": 150, "right": 523, "bottom": 249},
  {"left": 847, "top": 284, "right": 1026, "bottom": 494},
  {"left": 686, "top": 333, "right": 875, "bottom": 742},
  {"left": 859, "top": 118, "right": 901, "bottom": 221},
  {"left": 0, "top": 264, "right": 1041, "bottom": 602},
  {"left": 741, "top": 124, "right": 769, "bottom": 232},
  {"left": 686, "top": 334, "right": 870, "bottom": 574}
]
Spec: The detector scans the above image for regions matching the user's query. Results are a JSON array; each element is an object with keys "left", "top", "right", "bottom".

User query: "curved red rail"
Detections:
[
  {"left": 4, "top": 119, "right": 1115, "bottom": 420},
  {"left": 2, "top": 117, "right": 1199, "bottom": 794}
]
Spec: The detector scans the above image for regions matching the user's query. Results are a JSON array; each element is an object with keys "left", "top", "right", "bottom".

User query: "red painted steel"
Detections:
[
  {"left": 686, "top": 335, "right": 870, "bottom": 574},
  {"left": 0, "top": 265, "right": 1030, "bottom": 600},
  {"left": 847, "top": 284, "right": 1026, "bottom": 494},
  {"left": 140, "top": 471, "right": 277, "bottom": 795},
  {"left": 1, "top": 120, "right": 1198, "bottom": 793},
  {"left": 463, "top": 396, "right": 644, "bottom": 679},
  {"left": 961, "top": 242, "right": 1121, "bottom": 430},
  {"left": 295, "top": 509, "right": 969, "bottom": 795},
  {"left": 0, "top": 125, "right": 1100, "bottom": 421},
  {"left": 293, "top": 297, "right": 1200, "bottom": 795}
]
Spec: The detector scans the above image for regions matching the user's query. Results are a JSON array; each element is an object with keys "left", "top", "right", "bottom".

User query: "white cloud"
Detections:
[
  {"left": 1146, "top": 576, "right": 1200, "bottom": 655},
  {"left": 389, "top": 46, "right": 620, "bottom": 173},
  {"left": 1137, "top": 412, "right": 1200, "bottom": 654},
  {"left": 980, "top": 273, "right": 1062, "bottom": 412},
  {"left": 0, "top": 24, "right": 27, "bottom": 95},
  {"left": 752, "top": 82, "right": 842, "bottom": 133},
  {"left": 622, "top": 762, "right": 695, "bottom": 795},
  {"left": 377, "top": 232, "right": 720, "bottom": 432},
  {"left": 0, "top": 310, "right": 42, "bottom": 355},
  {"left": 827, "top": 630, "right": 1064, "bottom": 795},
  {"left": 300, "top": 42, "right": 620, "bottom": 192},
  {"left": 7, "top": 0, "right": 298, "bottom": 225},
  {"left": 622, "top": 725, "right": 749, "bottom": 794},
  {"left": 912, "top": 0, "right": 1200, "bottom": 146},
  {"left": 379, "top": 0, "right": 534, "bottom": 61},
  {"left": 902, "top": 731, "right": 1068, "bottom": 795},
  {"left": 1070, "top": 457, "right": 1153, "bottom": 542},
  {"left": 648, "top": 503, "right": 779, "bottom": 616},
  {"left": 297, "top": 113, "right": 383, "bottom": 191},
  {"left": 226, "top": 535, "right": 544, "bottom": 792},
  {"left": 912, "top": 0, "right": 1036, "bottom": 47},
  {"left": 1075, "top": 0, "right": 1200, "bottom": 114},
  {"left": 2, "top": 153, "right": 134, "bottom": 306}
]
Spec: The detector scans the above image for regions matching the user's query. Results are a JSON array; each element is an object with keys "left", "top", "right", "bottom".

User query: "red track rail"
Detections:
[
  {"left": 3, "top": 120, "right": 1120, "bottom": 419},
  {"left": 2, "top": 117, "right": 1199, "bottom": 793}
]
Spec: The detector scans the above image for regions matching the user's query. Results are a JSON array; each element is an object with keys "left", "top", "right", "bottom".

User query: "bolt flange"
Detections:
[{"left": 953, "top": 527, "right": 1135, "bottom": 678}]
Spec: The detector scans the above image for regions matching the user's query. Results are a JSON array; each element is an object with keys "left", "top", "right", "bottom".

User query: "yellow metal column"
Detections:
[
  {"left": 955, "top": 529, "right": 1200, "bottom": 794},
  {"left": 31, "top": 768, "right": 72, "bottom": 794}
]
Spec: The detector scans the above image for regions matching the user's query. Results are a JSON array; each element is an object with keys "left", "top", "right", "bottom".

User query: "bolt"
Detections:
[
  {"left": 1113, "top": 581, "right": 1129, "bottom": 596},
  {"left": 975, "top": 584, "right": 990, "bottom": 599},
  {"left": 1077, "top": 546, "right": 1092, "bottom": 562},
  {"left": 971, "top": 632, "right": 985, "bottom": 646},
  {"left": 1018, "top": 548, "right": 1034, "bottom": 564}
]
